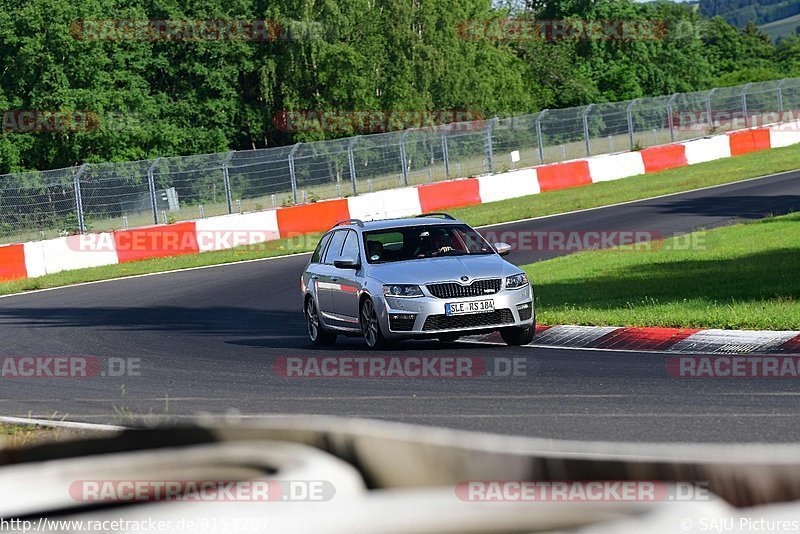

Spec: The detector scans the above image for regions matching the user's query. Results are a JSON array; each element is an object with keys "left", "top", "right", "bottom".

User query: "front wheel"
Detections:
[
  {"left": 500, "top": 324, "right": 534, "bottom": 346},
  {"left": 306, "top": 297, "right": 336, "bottom": 346},
  {"left": 360, "top": 298, "right": 387, "bottom": 349}
]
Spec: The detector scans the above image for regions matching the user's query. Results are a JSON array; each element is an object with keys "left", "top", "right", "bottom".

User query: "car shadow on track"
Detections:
[
  {"left": 0, "top": 305, "right": 304, "bottom": 336},
  {"left": 228, "top": 336, "right": 494, "bottom": 352},
  {"left": 0, "top": 304, "right": 497, "bottom": 352}
]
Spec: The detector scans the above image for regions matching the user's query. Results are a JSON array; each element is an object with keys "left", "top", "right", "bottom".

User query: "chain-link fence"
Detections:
[{"left": 3, "top": 78, "right": 800, "bottom": 245}]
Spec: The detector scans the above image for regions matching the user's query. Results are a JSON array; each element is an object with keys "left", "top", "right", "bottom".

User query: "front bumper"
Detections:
[{"left": 376, "top": 284, "right": 534, "bottom": 339}]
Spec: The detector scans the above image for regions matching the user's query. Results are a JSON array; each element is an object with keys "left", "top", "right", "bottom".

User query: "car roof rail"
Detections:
[
  {"left": 331, "top": 218, "right": 365, "bottom": 228},
  {"left": 420, "top": 212, "right": 456, "bottom": 220}
]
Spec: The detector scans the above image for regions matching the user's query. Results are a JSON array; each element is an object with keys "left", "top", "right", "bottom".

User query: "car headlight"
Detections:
[
  {"left": 505, "top": 273, "right": 528, "bottom": 289},
  {"left": 383, "top": 284, "right": 424, "bottom": 298}
]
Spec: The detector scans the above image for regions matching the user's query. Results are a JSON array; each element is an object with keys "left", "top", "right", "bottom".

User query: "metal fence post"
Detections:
[
  {"left": 288, "top": 143, "right": 301, "bottom": 204},
  {"left": 777, "top": 78, "right": 788, "bottom": 121},
  {"left": 741, "top": 82, "right": 753, "bottom": 128},
  {"left": 705, "top": 88, "right": 717, "bottom": 131},
  {"left": 147, "top": 158, "right": 161, "bottom": 225},
  {"left": 222, "top": 151, "right": 234, "bottom": 214},
  {"left": 399, "top": 130, "right": 410, "bottom": 186},
  {"left": 486, "top": 117, "right": 498, "bottom": 173},
  {"left": 441, "top": 131, "right": 450, "bottom": 178},
  {"left": 666, "top": 93, "right": 679, "bottom": 142},
  {"left": 348, "top": 137, "right": 360, "bottom": 195},
  {"left": 535, "top": 109, "right": 548, "bottom": 164},
  {"left": 626, "top": 99, "right": 639, "bottom": 150},
  {"left": 581, "top": 104, "right": 594, "bottom": 156},
  {"left": 73, "top": 163, "right": 88, "bottom": 233}
]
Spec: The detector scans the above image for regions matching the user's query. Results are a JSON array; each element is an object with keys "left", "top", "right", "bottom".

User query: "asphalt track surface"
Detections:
[{"left": 2, "top": 171, "right": 800, "bottom": 442}]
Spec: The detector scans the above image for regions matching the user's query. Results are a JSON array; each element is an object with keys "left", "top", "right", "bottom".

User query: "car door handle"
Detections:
[
  {"left": 311, "top": 275, "right": 319, "bottom": 280},
  {"left": 331, "top": 277, "right": 339, "bottom": 282}
]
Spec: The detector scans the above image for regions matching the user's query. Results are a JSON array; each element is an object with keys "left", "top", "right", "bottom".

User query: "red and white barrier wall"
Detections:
[
  {"left": 24, "top": 235, "right": 119, "bottom": 277},
  {"left": 195, "top": 211, "right": 280, "bottom": 251},
  {"left": 2, "top": 121, "right": 799, "bottom": 282}
]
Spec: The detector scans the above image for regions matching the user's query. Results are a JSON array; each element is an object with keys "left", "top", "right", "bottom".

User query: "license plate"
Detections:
[{"left": 445, "top": 299, "right": 495, "bottom": 316}]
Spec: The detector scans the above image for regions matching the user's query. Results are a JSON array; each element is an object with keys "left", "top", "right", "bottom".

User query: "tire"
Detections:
[
  {"left": 500, "top": 324, "right": 534, "bottom": 346},
  {"left": 306, "top": 297, "right": 336, "bottom": 346},
  {"left": 360, "top": 298, "right": 387, "bottom": 349}
]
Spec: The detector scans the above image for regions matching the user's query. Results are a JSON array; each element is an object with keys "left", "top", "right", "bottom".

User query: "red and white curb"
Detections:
[{"left": 482, "top": 325, "right": 800, "bottom": 355}]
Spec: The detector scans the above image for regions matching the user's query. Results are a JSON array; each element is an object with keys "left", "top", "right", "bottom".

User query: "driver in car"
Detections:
[{"left": 417, "top": 229, "right": 453, "bottom": 257}]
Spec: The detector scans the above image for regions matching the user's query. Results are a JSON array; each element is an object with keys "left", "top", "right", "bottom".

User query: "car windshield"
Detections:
[{"left": 363, "top": 224, "right": 494, "bottom": 263}]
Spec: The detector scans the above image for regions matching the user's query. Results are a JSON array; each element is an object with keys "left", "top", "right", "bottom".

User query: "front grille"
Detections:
[
  {"left": 427, "top": 279, "right": 502, "bottom": 299},
  {"left": 422, "top": 308, "right": 514, "bottom": 331},
  {"left": 389, "top": 314, "right": 416, "bottom": 331}
]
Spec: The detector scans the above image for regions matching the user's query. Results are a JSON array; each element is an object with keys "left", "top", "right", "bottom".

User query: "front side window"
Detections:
[{"left": 362, "top": 224, "right": 494, "bottom": 264}]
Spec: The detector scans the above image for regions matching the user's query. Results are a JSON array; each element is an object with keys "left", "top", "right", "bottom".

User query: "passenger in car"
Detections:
[{"left": 367, "top": 240, "right": 384, "bottom": 261}]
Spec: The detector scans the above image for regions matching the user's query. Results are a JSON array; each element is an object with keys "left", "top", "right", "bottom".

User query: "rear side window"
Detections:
[
  {"left": 322, "top": 230, "right": 347, "bottom": 264},
  {"left": 310, "top": 233, "right": 332, "bottom": 264}
]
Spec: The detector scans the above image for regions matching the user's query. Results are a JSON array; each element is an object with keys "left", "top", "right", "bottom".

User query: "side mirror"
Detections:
[
  {"left": 494, "top": 242, "right": 512, "bottom": 256},
  {"left": 334, "top": 256, "right": 361, "bottom": 269}
]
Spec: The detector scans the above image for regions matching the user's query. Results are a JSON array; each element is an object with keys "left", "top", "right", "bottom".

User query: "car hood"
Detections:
[{"left": 366, "top": 254, "right": 520, "bottom": 285}]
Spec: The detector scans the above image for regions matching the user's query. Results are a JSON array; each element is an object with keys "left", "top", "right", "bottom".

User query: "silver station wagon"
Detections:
[{"left": 300, "top": 213, "right": 535, "bottom": 348}]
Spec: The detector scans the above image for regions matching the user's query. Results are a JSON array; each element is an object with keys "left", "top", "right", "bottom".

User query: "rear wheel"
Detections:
[
  {"left": 500, "top": 324, "right": 534, "bottom": 346},
  {"left": 360, "top": 298, "right": 387, "bottom": 349},
  {"left": 306, "top": 297, "right": 336, "bottom": 346}
]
